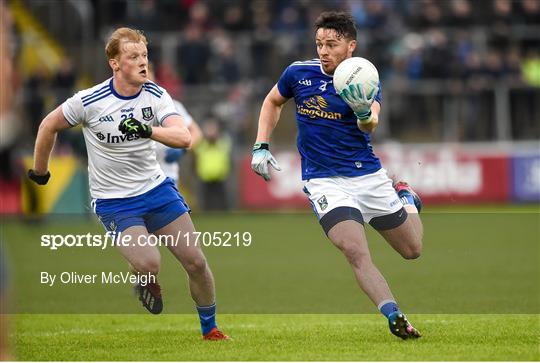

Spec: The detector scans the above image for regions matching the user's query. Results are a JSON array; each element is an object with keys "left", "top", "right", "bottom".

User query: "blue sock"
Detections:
[
  {"left": 378, "top": 300, "right": 400, "bottom": 318},
  {"left": 399, "top": 193, "right": 415, "bottom": 207},
  {"left": 196, "top": 303, "right": 217, "bottom": 335}
]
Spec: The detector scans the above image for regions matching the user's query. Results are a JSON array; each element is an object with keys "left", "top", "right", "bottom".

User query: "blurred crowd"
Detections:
[
  {"left": 91, "top": 0, "right": 540, "bottom": 86},
  {"left": 2, "top": 0, "right": 539, "bottom": 211},
  {"left": 11, "top": 0, "right": 540, "bottom": 136}
]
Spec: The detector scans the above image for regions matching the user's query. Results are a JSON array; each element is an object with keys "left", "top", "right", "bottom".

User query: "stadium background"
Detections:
[
  {"left": 1, "top": 0, "right": 539, "bottom": 212},
  {"left": 0, "top": 0, "right": 539, "bottom": 361}
]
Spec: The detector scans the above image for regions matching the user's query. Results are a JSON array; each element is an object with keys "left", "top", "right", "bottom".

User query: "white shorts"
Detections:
[{"left": 303, "top": 169, "right": 406, "bottom": 233}]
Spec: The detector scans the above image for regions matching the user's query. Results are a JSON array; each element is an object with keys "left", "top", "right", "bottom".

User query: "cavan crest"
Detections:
[{"left": 317, "top": 195, "right": 328, "bottom": 211}]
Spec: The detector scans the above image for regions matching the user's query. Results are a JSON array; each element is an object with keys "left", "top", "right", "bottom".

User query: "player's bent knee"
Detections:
[
  {"left": 403, "top": 250, "right": 421, "bottom": 260},
  {"left": 183, "top": 257, "right": 208, "bottom": 276},
  {"left": 401, "top": 244, "right": 422, "bottom": 260},
  {"left": 134, "top": 256, "right": 161, "bottom": 275}
]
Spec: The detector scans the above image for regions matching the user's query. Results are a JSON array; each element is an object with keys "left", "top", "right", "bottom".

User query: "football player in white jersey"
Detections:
[{"left": 28, "top": 27, "right": 228, "bottom": 340}]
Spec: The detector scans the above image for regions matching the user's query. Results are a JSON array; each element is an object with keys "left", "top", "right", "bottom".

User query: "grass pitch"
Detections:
[
  {"left": 13, "top": 314, "right": 539, "bottom": 361},
  {"left": 3, "top": 205, "right": 540, "bottom": 360}
]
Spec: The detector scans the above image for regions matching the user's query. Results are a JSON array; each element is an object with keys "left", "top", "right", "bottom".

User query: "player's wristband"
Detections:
[
  {"left": 140, "top": 124, "right": 152, "bottom": 138},
  {"left": 252, "top": 142, "right": 269, "bottom": 152},
  {"left": 28, "top": 169, "right": 51, "bottom": 185},
  {"left": 355, "top": 110, "right": 372, "bottom": 124}
]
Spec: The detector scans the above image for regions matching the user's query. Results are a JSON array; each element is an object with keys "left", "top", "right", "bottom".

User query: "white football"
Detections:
[{"left": 333, "top": 57, "right": 379, "bottom": 98}]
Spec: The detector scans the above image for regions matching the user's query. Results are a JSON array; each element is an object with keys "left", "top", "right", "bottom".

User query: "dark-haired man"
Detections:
[{"left": 251, "top": 11, "right": 423, "bottom": 340}]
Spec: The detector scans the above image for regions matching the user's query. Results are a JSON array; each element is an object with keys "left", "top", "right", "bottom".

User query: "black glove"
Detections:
[
  {"left": 28, "top": 169, "right": 51, "bottom": 185},
  {"left": 118, "top": 118, "right": 152, "bottom": 138}
]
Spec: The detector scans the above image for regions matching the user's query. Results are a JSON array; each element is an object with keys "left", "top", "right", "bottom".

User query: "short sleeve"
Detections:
[
  {"left": 277, "top": 65, "right": 294, "bottom": 99},
  {"left": 155, "top": 90, "right": 181, "bottom": 126},
  {"left": 62, "top": 92, "right": 85, "bottom": 126},
  {"left": 173, "top": 100, "right": 193, "bottom": 127}
]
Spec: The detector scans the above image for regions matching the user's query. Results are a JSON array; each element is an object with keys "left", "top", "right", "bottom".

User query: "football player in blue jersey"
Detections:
[
  {"left": 28, "top": 27, "right": 228, "bottom": 340},
  {"left": 251, "top": 11, "right": 422, "bottom": 340}
]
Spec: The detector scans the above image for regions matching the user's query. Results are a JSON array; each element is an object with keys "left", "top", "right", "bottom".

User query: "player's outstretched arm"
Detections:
[
  {"left": 31, "top": 106, "right": 72, "bottom": 182},
  {"left": 152, "top": 115, "right": 191, "bottom": 148},
  {"left": 358, "top": 101, "right": 380, "bottom": 134}
]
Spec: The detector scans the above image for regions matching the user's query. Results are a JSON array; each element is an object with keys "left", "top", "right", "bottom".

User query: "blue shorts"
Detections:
[{"left": 93, "top": 177, "right": 190, "bottom": 233}]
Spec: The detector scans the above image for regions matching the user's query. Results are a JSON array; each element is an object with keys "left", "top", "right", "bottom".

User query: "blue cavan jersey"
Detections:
[{"left": 277, "top": 58, "right": 382, "bottom": 180}]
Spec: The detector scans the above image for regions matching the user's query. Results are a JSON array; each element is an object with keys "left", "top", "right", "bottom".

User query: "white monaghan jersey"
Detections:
[
  {"left": 154, "top": 100, "right": 193, "bottom": 181},
  {"left": 62, "top": 78, "right": 179, "bottom": 199}
]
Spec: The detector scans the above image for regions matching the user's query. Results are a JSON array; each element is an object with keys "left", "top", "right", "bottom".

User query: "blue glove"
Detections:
[
  {"left": 251, "top": 142, "right": 281, "bottom": 181},
  {"left": 338, "top": 81, "right": 379, "bottom": 122},
  {"left": 164, "top": 148, "right": 187, "bottom": 163}
]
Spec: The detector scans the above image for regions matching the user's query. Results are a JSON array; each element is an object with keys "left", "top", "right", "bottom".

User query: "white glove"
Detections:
[
  {"left": 338, "top": 81, "right": 379, "bottom": 122},
  {"left": 251, "top": 143, "right": 281, "bottom": 181}
]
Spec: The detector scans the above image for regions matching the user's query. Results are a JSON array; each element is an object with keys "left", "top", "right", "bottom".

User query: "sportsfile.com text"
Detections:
[{"left": 40, "top": 231, "right": 253, "bottom": 250}]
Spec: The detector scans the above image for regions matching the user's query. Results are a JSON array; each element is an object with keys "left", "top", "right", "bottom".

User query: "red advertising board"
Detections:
[
  {"left": 0, "top": 179, "right": 21, "bottom": 214},
  {"left": 239, "top": 146, "right": 510, "bottom": 208},
  {"left": 376, "top": 146, "right": 510, "bottom": 204}
]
